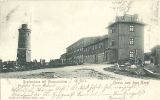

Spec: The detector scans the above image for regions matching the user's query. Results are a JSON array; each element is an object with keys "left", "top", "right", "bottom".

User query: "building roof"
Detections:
[
  {"left": 66, "top": 37, "right": 88, "bottom": 50},
  {"left": 66, "top": 35, "right": 109, "bottom": 50},
  {"left": 107, "top": 14, "right": 145, "bottom": 28},
  {"left": 151, "top": 45, "right": 160, "bottom": 51},
  {"left": 85, "top": 35, "right": 108, "bottom": 46}
]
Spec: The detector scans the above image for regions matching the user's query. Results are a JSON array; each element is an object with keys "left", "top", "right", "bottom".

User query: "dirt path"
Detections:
[{"left": 0, "top": 64, "right": 147, "bottom": 80}]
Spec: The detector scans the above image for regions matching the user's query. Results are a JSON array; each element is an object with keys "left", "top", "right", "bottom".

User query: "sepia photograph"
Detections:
[{"left": 0, "top": 0, "right": 160, "bottom": 100}]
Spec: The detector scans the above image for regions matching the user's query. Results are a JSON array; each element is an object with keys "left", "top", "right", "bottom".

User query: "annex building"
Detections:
[{"left": 60, "top": 14, "right": 145, "bottom": 65}]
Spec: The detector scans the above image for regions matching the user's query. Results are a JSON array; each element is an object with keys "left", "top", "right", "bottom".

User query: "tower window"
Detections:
[
  {"left": 99, "top": 43, "right": 103, "bottom": 48},
  {"left": 129, "top": 51, "right": 134, "bottom": 58},
  {"left": 129, "top": 38, "right": 134, "bottom": 45},
  {"left": 95, "top": 45, "right": 98, "bottom": 49},
  {"left": 111, "top": 27, "right": 115, "bottom": 33},
  {"left": 129, "top": 25, "right": 134, "bottom": 32},
  {"left": 111, "top": 40, "right": 115, "bottom": 46}
]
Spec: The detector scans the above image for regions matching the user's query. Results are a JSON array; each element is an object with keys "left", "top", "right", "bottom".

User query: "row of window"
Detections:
[
  {"left": 78, "top": 50, "right": 136, "bottom": 58},
  {"left": 69, "top": 38, "right": 135, "bottom": 54},
  {"left": 67, "top": 47, "right": 83, "bottom": 55},
  {"left": 69, "top": 50, "right": 137, "bottom": 58},
  {"left": 85, "top": 53, "right": 105, "bottom": 58},
  {"left": 111, "top": 38, "right": 135, "bottom": 46},
  {"left": 69, "top": 48, "right": 83, "bottom": 53},
  {"left": 110, "top": 25, "right": 135, "bottom": 33},
  {"left": 73, "top": 55, "right": 83, "bottom": 59},
  {"left": 84, "top": 43, "right": 103, "bottom": 52},
  {"left": 81, "top": 50, "right": 137, "bottom": 58}
]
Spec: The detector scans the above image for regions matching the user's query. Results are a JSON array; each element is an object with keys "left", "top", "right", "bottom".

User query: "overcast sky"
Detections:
[{"left": 0, "top": 0, "right": 160, "bottom": 61}]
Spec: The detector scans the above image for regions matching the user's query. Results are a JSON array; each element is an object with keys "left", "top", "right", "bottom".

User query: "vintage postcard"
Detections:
[{"left": 0, "top": 0, "right": 160, "bottom": 100}]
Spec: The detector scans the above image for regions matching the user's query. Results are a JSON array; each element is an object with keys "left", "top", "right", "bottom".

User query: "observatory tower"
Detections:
[{"left": 17, "top": 24, "right": 31, "bottom": 65}]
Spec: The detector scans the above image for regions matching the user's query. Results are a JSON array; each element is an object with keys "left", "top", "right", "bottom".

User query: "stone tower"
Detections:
[{"left": 17, "top": 24, "right": 31, "bottom": 65}]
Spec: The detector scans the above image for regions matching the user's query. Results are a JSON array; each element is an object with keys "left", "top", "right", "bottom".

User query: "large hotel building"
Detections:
[{"left": 60, "top": 14, "right": 145, "bottom": 65}]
